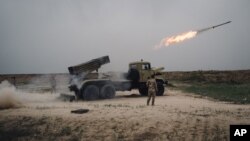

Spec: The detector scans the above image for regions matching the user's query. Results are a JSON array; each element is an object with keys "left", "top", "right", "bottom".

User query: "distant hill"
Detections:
[
  {"left": 1, "top": 70, "right": 250, "bottom": 85},
  {"left": 165, "top": 70, "right": 250, "bottom": 83}
]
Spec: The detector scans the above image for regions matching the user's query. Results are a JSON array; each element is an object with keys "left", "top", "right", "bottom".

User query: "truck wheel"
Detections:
[
  {"left": 100, "top": 84, "right": 116, "bottom": 99},
  {"left": 139, "top": 83, "right": 148, "bottom": 96},
  {"left": 157, "top": 84, "right": 165, "bottom": 96},
  {"left": 83, "top": 85, "right": 99, "bottom": 100}
]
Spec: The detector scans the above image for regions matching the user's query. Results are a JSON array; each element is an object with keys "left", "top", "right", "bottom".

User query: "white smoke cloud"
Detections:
[{"left": 0, "top": 80, "right": 23, "bottom": 109}]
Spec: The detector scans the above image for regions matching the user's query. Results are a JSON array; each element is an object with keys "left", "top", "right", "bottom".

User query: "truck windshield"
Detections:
[
  {"left": 142, "top": 64, "right": 150, "bottom": 70},
  {"left": 130, "top": 64, "right": 137, "bottom": 69}
]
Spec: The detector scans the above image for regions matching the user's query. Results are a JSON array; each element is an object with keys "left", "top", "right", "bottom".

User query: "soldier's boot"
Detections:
[
  {"left": 147, "top": 96, "right": 151, "bottom": 106},
  {"left": 152, "top": 97, "right": 155, "bottom": 106}
]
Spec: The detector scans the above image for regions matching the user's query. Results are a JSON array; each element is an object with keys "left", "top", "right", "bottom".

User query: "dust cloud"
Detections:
[
  {"left": 0, "top": 80, "right": 22, "bottom": 109},
  {"left": 0, "top": 80, "right": 61, "bottom": 110}
]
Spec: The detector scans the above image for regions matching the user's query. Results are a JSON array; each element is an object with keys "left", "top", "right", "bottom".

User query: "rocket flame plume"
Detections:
[
  {"left": 154, "top": 30, "right": 197, "bottom": 49},
  {"left": 154, "top": 21, "right": 231, "bottom": 50}
]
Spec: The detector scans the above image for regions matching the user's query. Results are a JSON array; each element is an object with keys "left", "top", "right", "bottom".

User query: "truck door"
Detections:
[{"left": 140, "top": 63, "right": 151, "bottom": 82}]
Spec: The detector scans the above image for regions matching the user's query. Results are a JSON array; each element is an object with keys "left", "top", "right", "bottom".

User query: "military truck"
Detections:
[{"left": 68, "top": 56, "right": 167, "bottom": 100}]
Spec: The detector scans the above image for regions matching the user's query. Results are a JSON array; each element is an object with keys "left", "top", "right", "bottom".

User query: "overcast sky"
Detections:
[{"left": 0, "top": 0, "right": 250, "bottom": 74}]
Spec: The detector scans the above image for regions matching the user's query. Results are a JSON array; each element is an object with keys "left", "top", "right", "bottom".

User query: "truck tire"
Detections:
[
  {"left": 100, "top": 84, "right": 116, "bottom": 99},
  {"left": 83, "top": 85, "right": 99, "bottom": 100},
  {"left": 157, "top": 84, "right": 165, "bottom": 96},
  {"left": 139, "top": 83, "right": 148, "bottom": 96}
]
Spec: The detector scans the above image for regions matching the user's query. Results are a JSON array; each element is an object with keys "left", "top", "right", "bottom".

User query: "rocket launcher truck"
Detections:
[{"left": 68, "top": 56, "right": 168, "bottom": 100}]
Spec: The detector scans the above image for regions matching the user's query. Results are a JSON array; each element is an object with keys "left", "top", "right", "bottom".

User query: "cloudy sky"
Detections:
[{"left": 0, "top": 0, "right": 250, "bottom": 74}]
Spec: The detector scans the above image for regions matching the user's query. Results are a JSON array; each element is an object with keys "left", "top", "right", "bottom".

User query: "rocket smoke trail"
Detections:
[{"left": 154, "top": 21, "right": 231, "bottom": 49}]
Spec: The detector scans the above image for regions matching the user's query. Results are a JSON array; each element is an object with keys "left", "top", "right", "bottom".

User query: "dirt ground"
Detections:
[{"left": 0, "top": 88, "right": 250, "bottom": 141}]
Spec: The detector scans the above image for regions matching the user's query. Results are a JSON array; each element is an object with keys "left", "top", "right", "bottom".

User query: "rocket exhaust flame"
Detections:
[
  {"left": 154, "top": 31, "right": 197, "bottom": 49},
  {"left": 154, "top": 21, "right": 231, "bottom": 50}
]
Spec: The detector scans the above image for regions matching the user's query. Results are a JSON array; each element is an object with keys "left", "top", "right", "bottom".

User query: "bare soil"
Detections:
[{"left": 0, "top": 89, "right": 249, "bottom": 141}]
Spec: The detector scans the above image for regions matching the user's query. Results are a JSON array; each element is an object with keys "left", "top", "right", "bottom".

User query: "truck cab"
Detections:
[
  {"left": 128, "top": 60, "right": 167, "bottom": 96},
  {"left": 129, "top": 61, "right": 153, "bottom": 82}
]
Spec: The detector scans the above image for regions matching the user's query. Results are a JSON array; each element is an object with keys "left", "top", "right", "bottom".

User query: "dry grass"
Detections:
[{"left": 177, "top": 82, "right": 250, "bottom": 104}]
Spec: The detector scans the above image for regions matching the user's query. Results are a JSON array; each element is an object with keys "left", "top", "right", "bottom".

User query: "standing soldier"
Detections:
[{"left": 146, "top": 75, "right": 158, "bottom": 106}]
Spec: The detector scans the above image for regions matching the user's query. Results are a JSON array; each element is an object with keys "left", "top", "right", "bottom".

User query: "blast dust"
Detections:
[{"left": 0, "top": 80, "right": 23, "bottom": 110}]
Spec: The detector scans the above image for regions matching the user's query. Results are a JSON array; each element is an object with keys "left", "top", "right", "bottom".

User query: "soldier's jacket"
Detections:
[{"left": 146, "top": 78, "right": 158, "bottom": 92}]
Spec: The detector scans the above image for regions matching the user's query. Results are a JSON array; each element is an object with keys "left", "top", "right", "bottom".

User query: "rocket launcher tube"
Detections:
[{"left": 68, "top": 56, "right": 110, "bottom": 75}]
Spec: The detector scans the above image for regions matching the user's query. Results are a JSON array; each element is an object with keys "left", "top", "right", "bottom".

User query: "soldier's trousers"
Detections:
[{"left": 147, "top": 90, "right": 156, "bottom": 105}]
